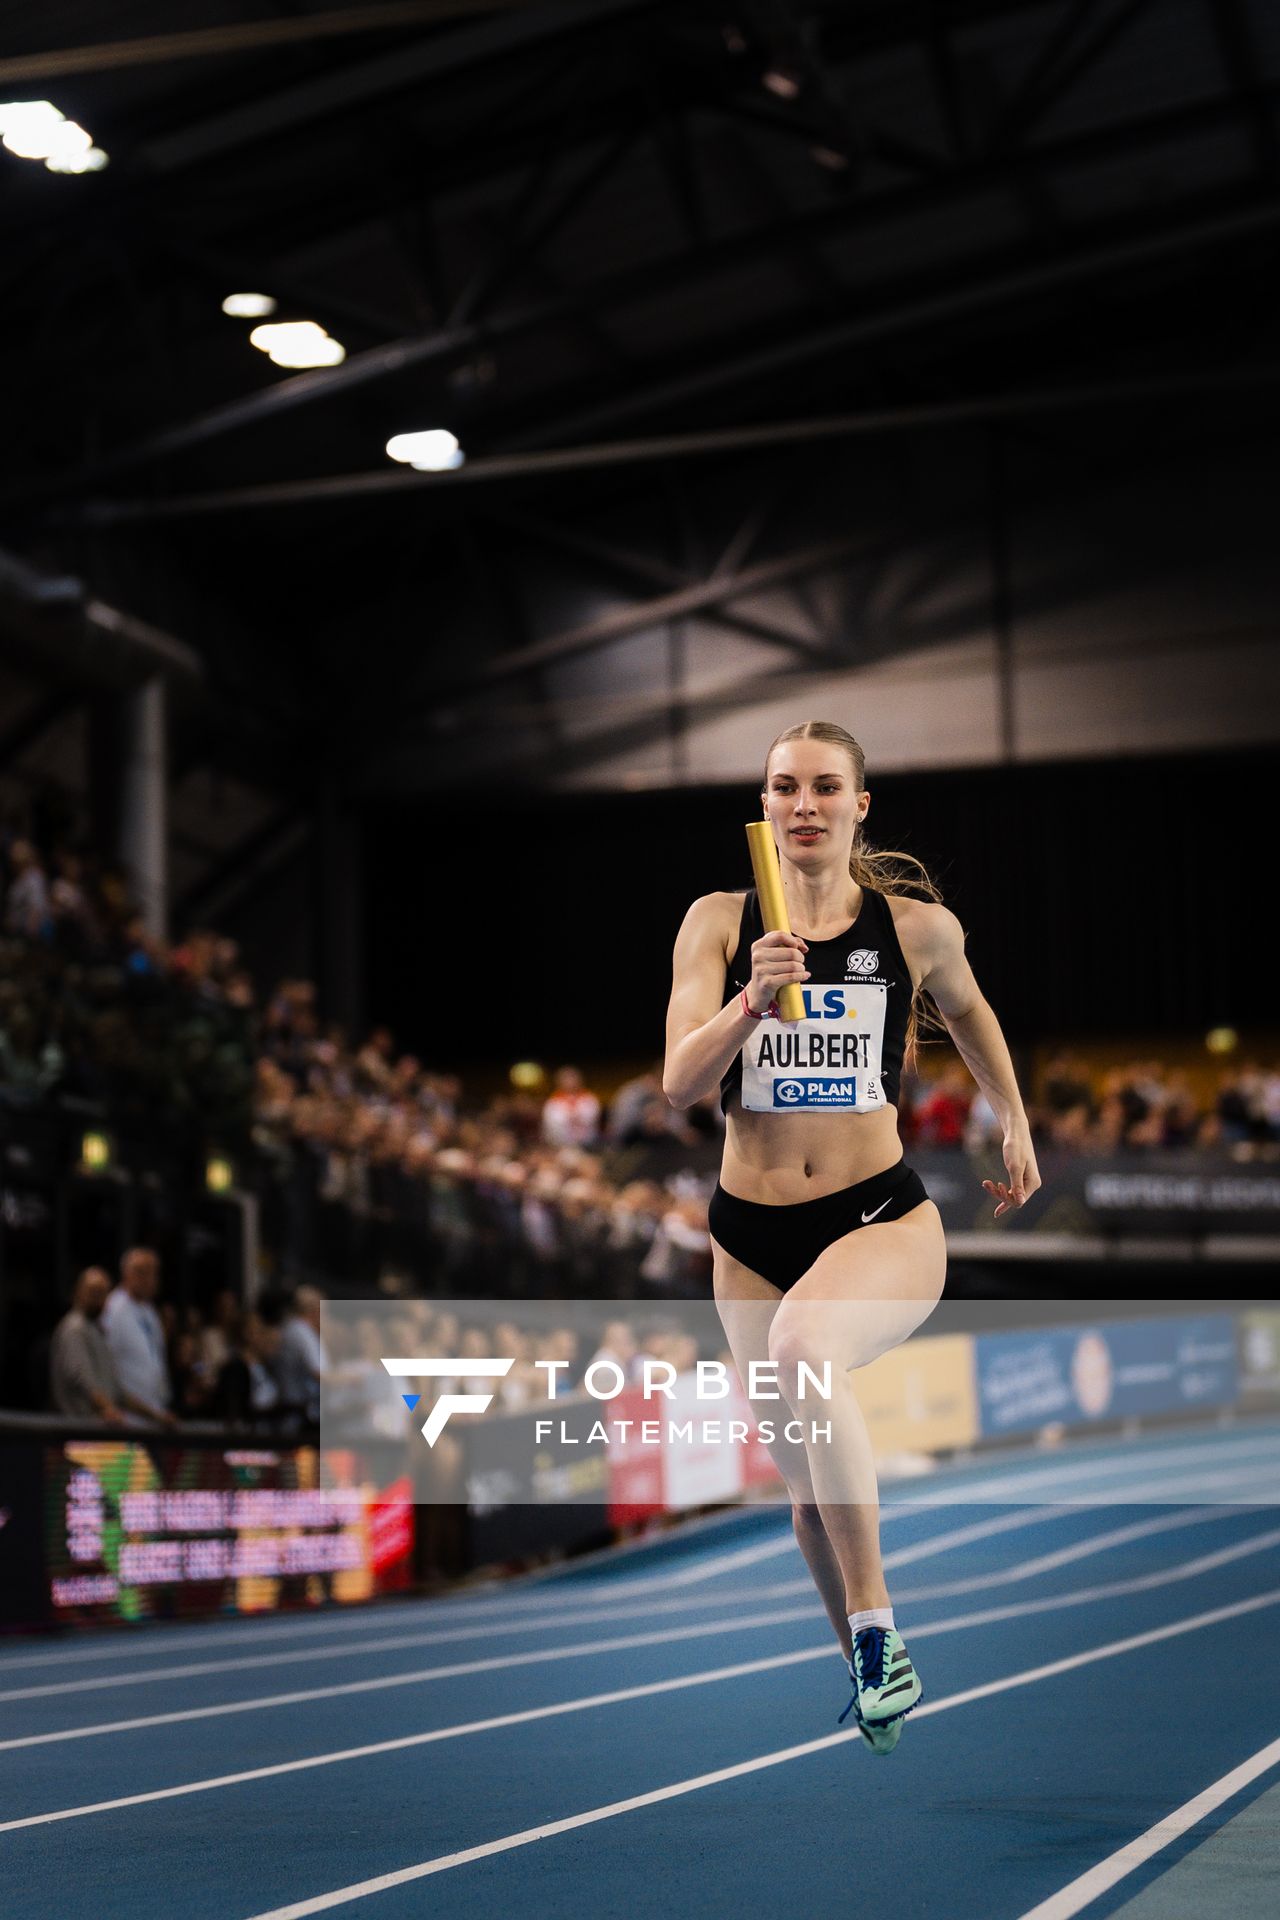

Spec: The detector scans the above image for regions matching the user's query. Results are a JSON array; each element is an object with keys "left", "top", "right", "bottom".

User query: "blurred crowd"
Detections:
[
  {"left": 902, "top": 1054, "right": 1280, "bottom": 1158},
  {"left": 48, "top": 1248, "right": 326, "bottom": 1430},
  {"left": 5, "top": 818, "right": 1279, "bottom": 1319},
  {"left": 1, "top": 827, "right": 254, "bottom": 1132},
  {"left": 46, "top": 1246, "right": 723, "bottom": 1442}
]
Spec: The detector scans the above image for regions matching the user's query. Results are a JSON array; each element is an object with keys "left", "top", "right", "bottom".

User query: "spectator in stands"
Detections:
[
  {"left": 913, "top": 1064, "right": 972, "bottom": 1147},
  {"left": 49, "top": 849, "right": 100, "bottom": 953},
  {"left": 541, "top": 1065, "right": 601, "bottom": 1148},
  {"left": 101, "top": 1247, "right": 175, "bottom": 1424},
  {"left": 50, "top": 1268, "right": 128, "bottom": 1422},
  {"left": 199, "top": 1288, "right": 241, "bottom": 1377},
  {"left": 1040, "top": 1053, "right": 1094, "bottom": 1128},
  {"left": 639, "top": 1190, "right": 713, "bottom": 1293},
  {"left": 356, "top": 1026, "right": 396, "bottom": 1093},
  {"left": 963, "top": 1088, "right": 1005, "bottom": 1156},
  {"left": 586, "top": 1319, "right": 640, "bottom": 1383},
  {"left": 605, "top": 1063, "right": 665, "bottom": 1143},
  {"left": 212, "top": 1307, "right": 284, "bottom": 1425},
  {"left": 274, "top": 1285, "right": 328, "bottom": 1423},
  {"left": 4, "top": 839, "right": 51, "bottom": 941}
]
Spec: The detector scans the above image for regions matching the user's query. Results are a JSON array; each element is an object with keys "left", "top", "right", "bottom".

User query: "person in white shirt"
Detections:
[
  {"left": 274, "top": 1284, "right": 328, "bottom": 1423},
  {"left": 101, "top": 1247, "right": 175, "bottom": 1424},
  {"left": 540, "top": 1065, "right": 601, "bottom": 1148}
]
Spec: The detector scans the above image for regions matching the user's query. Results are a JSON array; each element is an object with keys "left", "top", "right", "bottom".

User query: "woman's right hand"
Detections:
[{"left": 745, "top": 930, "right": 810, "bottom": 1014}]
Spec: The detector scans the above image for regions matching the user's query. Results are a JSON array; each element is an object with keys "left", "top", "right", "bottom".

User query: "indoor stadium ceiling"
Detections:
[{"left": 2, "top": 0, "right": 1279, "bottom": 830}]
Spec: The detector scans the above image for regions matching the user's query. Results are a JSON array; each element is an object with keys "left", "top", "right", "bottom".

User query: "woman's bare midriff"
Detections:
[
  {"left": 720, "top": 1097, "right": 905, "bottom": 1203},
  {"left": 714, "top": 890, "right": 914, "bottom": 1205}
]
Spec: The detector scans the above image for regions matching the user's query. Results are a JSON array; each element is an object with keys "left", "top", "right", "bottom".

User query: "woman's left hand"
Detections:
[{"left": 982, "top": 1122, "right": 1040, "bottom": 1218}]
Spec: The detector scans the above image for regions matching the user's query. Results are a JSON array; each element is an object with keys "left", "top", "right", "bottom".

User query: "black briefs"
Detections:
[{"left": 707, "top": 1159, "right": 930, "bottom": 1292}]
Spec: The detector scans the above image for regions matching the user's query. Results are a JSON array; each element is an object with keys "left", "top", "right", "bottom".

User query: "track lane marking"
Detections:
[
  {"left": 2, "top": 1430, "right": 1272, "bottom": 1679},
  {"left": 4, "top": 1529, "right": 1278, "bottom": 1811},
  {"left": 1013, "top": 1733, "right": 1280, "bottom": 1920},
  {"left": 224, "top": 1587, "right": 1280, "bottom": 1919},
  {"left": 0, "top": 1505, "right": 1075, "bottom": 1704}
]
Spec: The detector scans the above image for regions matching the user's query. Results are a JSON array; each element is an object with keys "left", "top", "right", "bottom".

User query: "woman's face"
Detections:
[{"left": 762, "top": 740, "right": 866, "bottom": 868}]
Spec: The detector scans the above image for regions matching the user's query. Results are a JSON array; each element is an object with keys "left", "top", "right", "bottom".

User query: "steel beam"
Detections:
[
  {"left": 0, "top": 3, "right": 539, "bottom": 86},
  {"left": 44, "top": 76, "right": 1280, "bottom": 496},
  {"left": 475, "top": 532, "right": 869, "bottom": 683},
  {"left": 486, "top": 506, "right": 830, "bottom": 657},
  {"left": 67, "top": 354, "right": 1280, "bottom": 526}
]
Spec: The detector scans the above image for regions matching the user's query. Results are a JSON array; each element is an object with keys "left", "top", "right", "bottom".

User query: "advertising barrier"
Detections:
[
  {"left": 973, "top": 1314, "right": 1239, "bottom": 1439},
  {"left": 1238, "top": 1309, "right": 1280, "bottom": 1403},
  {"left": 912, "top": 1148, "right": 1280, "bottom": 1236},
  {"left": 462, "top": 1397, "right": 612, "bottom": 1564},
  {"left": 854, "top": 1334, "right": 979, "bottom": 1457}
]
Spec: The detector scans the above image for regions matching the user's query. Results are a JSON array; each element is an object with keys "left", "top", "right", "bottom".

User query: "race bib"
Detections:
[{"left": 740, "top": 983, "right": 888, "bottom": 1112}]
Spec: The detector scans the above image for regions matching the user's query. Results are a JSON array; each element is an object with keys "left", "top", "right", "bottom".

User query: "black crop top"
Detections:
[{"left": 719, "top": 885, "right": 913, "bottom": 1115}]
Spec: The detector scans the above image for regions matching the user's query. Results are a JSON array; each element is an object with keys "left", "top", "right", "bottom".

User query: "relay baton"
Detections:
[{"left": 744, "top": 820, "right": 806, "bottom": 1024}]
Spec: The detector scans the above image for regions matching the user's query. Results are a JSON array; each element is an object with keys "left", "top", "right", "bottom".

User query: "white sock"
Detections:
[
  {"left": 848, "top": 1607, "right": 895, "bottom": 1635},
  {"left": 847, "top": 1607, "right": 894, "bottom": 1672}
]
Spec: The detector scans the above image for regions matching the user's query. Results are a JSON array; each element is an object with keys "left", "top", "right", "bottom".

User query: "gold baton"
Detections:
[{"left": 744, "top": 820, "right": 806, "bottom": 1024}]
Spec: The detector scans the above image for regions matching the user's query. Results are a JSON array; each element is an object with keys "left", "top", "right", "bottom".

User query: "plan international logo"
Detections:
[{"left": 382, "top": 1355, "right": 834, "bottom": 1447}]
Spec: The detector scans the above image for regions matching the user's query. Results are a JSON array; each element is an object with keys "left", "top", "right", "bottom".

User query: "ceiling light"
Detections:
[
  {"left": 0, "top": 100, "right": 67, "bottom": 156},
  {"left": 386, "top": 429, "right": 464, "bottom": 472},
  {"left": 248, "top": 319, "right": 345, "bottom": 368},
  {"left": 45, "top": 145, "right": 108, "bottom": 174},
  {"left": 1, "top": 100, "right": 108, "bottom": 171},
  {"left": 761, "top": 66, "right": 802, "bottom": 100},
  {"left": 222, "top": 292, "right": 276, "bottom": 319}
]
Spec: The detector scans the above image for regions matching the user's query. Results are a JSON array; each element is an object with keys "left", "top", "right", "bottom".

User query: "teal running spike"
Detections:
[
  {"left": 838, "top": 1675, "right": 905, "bottom": 1754},
  {"left": 845, "top": 1626, "right": 922, "bottom": 1743}
]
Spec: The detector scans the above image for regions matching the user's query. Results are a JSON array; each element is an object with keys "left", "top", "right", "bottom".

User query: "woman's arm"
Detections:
[
  {"left": 911, "top": 903, "right": 1040, "bottom": 1216},
  {"left": 662, "top": 895, "right": 809, "bottom": 1110}
]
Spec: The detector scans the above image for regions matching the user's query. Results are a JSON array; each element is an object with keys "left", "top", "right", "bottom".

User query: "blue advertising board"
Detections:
[{"left": 974, "top": 1315, "right": 1238, "bottom": 1438}]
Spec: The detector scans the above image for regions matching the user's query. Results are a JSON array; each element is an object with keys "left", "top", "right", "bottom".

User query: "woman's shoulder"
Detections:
[
  {"left": 881, "top": 892, "right": 963, "bottom": 973},
  {"left": 675, "top": 891, "right": 750, "bottom": 966},
  {"left": 684, "top": 889, "right": 750, "bottom": 927}
]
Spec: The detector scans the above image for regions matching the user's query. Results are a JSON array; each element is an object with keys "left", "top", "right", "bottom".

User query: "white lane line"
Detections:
[
  {"left": 0, "top": 1647, "right": 827, "bottom": 1833},
  {"left": 3, "top": 1432, "right": 1271, "bottom": 1680},
  {"left": 1014, "top": 1733, "right": 1280, "bottom": 1920},
  {"left": 894, "top": 1501, "right": 1270, "bottom": 1600},
  {"left": 226, "top": 1587, "right": 1280, "bottom": 1920},
  {"left": 0, "top": 1605, "right": 824, "bottom": 1751},
  {"left": 903, "top": 1433, "right": 1280, "bottom": 1506},
  {"left": 882, "top": 1506, "right": 1072, "bottom": 1566},
  {"left": 0, "top": 1508, "right": 1073, "bottom": 1705},
  {"left": 5, "top": 1523, "right": 1278, "bottom": 1800},
  {"left": 753, "top": 1502, "right": 1255, "bottom": 1605},
  {"left": 0, "top": 1590, "right": 802, "bottom": 1705}
]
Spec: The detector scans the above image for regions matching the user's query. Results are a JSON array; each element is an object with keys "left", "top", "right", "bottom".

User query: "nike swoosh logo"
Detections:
[{"left": 860, "top": 1197, "right": 893, "bottom": 1223}]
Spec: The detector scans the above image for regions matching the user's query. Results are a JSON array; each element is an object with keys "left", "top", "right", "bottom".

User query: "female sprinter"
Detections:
[{"left": 662, "top": 720, "right": 1039, "bottom": 1753}]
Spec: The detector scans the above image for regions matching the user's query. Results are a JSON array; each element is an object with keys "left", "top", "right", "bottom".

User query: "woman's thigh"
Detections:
[
  {"left": 775, "top": 1200, "right": 947, "bottom": 1373},
  {"left": 711, "top": 1234, "right": 816, "bottom": 1503}
]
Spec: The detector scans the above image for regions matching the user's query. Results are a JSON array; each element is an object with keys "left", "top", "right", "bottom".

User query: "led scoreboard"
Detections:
[{"left": 0, "top": 1437, "right": 414, "bottom": 1630}]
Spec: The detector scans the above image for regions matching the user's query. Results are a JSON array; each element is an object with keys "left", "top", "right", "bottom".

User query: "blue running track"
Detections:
[{"left": 2, "top": 1418, "right": 1278, "bottom": 1920}]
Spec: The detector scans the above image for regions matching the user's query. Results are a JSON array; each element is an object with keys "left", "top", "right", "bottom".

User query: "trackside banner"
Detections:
[{"left": 973, "top": 1315, "right": 1238, "bottom": 1438}]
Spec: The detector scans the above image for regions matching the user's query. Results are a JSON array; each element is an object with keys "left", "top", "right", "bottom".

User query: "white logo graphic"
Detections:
[
  {"left": 846, "top": 949, "right": 879, "bottom": 974},
  {"left": 382, "top": 1356, "right": 514, "bottom": 1446},
  {"left": 860, "top": 1196, "right": 893, "bottom": 1223},
  {"left": 776, "top": 1079, "right": 805, "bottom": 1103}
]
